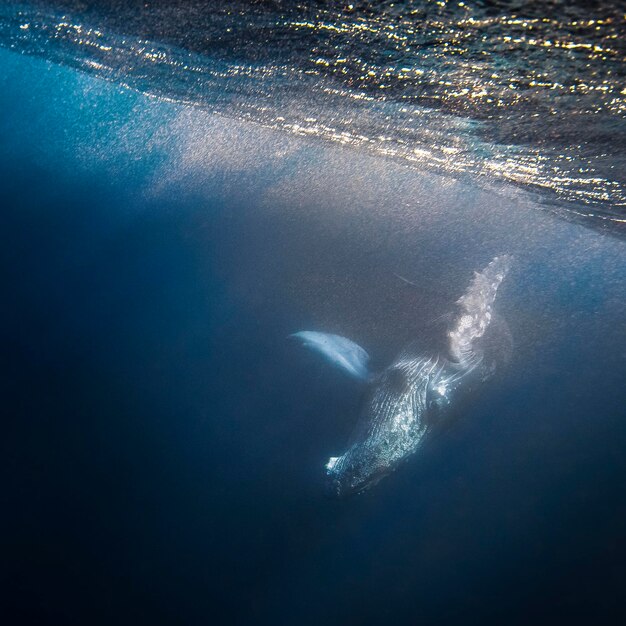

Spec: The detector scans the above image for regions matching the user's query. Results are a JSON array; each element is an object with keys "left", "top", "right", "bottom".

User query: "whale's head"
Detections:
[{"left": 324, "top": 445, "right": 392, "bottom": 497}]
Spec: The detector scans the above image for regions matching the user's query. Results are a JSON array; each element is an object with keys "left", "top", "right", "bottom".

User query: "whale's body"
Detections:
[{"left": 292, "top": 256, "right": 512, "bottom": 496}]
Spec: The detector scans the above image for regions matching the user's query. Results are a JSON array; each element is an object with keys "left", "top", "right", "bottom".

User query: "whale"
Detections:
[{"left": 291, "top": 255, "right": 512, "bottom": 496}]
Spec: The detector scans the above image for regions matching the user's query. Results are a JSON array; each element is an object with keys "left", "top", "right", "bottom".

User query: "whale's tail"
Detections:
[{"left": 447, "top": 255, "right": 512, "bottom": 369}]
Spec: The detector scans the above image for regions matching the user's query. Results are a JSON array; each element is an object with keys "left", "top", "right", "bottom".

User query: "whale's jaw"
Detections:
[{"left": 325, "top": 453, "right": 392, "bottom": 498}]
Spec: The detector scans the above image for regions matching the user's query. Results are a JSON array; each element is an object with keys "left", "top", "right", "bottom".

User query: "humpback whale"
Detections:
[{"left": 291, "top": 255, "right": 512, "bottom": 496}]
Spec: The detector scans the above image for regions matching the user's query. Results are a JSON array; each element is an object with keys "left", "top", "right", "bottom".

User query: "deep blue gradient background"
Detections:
[{"left": 2, "top": 50, "right": 626, "bottom": 625}]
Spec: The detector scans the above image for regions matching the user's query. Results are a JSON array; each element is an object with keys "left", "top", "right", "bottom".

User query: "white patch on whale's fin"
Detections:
[
  {"left": 289, "top": 331, "right": 371, "bottom": 381},
  {"left": 447, "top": 255, "right": 512, "bottom": 368}
]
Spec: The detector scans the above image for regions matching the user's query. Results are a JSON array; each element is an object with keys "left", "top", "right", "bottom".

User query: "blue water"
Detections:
[{"left": 2, "top": 44, "right": 625, "bottom": 626}]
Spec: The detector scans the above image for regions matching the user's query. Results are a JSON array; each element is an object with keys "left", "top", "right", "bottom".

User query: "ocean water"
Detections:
[{"left": 1, "top": 2, "right": 625, "bottom": 625}]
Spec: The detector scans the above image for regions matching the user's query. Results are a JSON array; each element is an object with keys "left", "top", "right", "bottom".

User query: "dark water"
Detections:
[{"left": 1, "top": 4, "right": 626, "bottom": 626}]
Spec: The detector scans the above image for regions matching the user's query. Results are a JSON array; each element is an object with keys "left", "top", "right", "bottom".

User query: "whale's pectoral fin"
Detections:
[
  {"left": 289, "top": 331, "right": 372, "bottom": 381},
  {"left": 447, "top": 255, "right": 512, "bottom": 367}
]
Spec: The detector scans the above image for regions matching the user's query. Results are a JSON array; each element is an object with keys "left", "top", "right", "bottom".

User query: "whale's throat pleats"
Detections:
[{"left": 351, "top": 357, "right": 436, "bottom": 447}]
